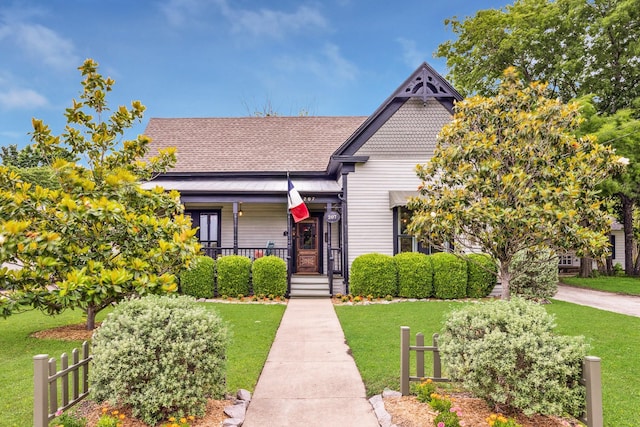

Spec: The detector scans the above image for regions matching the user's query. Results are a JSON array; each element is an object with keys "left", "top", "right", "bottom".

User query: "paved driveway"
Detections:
[{"left": 554, "top": 284, "right": 640, "bottom": 317}]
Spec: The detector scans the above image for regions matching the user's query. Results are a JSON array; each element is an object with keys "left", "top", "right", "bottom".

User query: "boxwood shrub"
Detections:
[
  {"left": 252, "top": 255, "right": 287, "bottom": 297},
  {"left": 466, "top": 253, "right": 497, "bottom": 298},
  {"left": 90, "top": 295, "right": 230, "bottom": 424},
  {"left": 216, "top": 255, "right": 251, "bottom": 297},
  {"left": 430, "top": 252, "right": 467, "bottom": 299},
  {"left": 179, "top": 255, "right": 215, "bottom": 298},
  {"left": 350, "top": 253, "right": 397, "bottom": 297},
  {"left": 395, "top": 252, "right": 433, "bottom": 298},
  {"left": 439, "top": 298, "right": 588, "bottom": 417}
]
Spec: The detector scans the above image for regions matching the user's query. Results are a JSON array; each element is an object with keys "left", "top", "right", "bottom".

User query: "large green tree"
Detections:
[
  {"left": 437, "top": 0, "right": 640, "bottom": 275},
  {"left": 437, "top": 0, "right": 640, "bottom": 113},
  {"left": 0, "top": 59, "right": 200, "bottom": 329},
  {"left": 408, "top": 69, "right": 624, "bottom": 299}
]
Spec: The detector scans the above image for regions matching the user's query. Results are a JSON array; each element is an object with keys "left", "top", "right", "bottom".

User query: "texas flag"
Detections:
[{"left": 288, "top": 178, "right": 310, "bottom": 223}]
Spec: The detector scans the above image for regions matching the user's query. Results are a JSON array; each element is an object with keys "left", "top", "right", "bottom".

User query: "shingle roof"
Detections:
[{"left": 143, "top": 116, "right": 367, "bottom": 173}]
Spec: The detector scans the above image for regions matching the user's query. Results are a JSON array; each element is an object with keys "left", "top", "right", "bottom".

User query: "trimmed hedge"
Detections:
[
  {"left": 466, "top": 253, "right": 497, "bottom": 298},
  {"left": 431, "top": 252, "right": 467, "bottom": 299},
  {"left": 252, "top": 255, "right": 287, "bottom": 297},
  {"left": 179, "top": 255, "right": 215, "bottom": 298},
  {"left": 395, "top": 252, "right": 433, "bottom": 298},
  {"left": 350, "top": 253, "right": 397, "bottom": 297},
  {"left": 216, "top": 255, "right": 251, "bottom": 297}
]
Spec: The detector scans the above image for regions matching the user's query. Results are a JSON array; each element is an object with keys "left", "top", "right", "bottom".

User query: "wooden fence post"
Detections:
[
  {"left": 583, "top": 356, "right": 603, "bottom": 427},
  {"left": 400, "top": 326, "right": 410, "bottom": 395},
  {"left": 416, "top": 333, "right": 424, "bottom": 379},
  {"left": 432, "top": 333, "right": 441, "bottom": 379},
  {"left": 33, "top": 354, "right": 49, "bottom": 427}
]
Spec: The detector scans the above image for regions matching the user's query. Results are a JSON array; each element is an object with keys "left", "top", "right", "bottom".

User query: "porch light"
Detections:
[{"left": 238, "top": 203, "right": 243, "bottom": 216}]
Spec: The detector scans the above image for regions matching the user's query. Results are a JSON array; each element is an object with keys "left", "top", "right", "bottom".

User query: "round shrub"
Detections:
[
  {"left": 466, "top": 253, "right": 497, "bottom": 298},
  {"left": 439, "top": 298, "right": 588, "bottom": 417},
  {"left": 252, "top": 255, "right": 287, "bottom": 297},
  {"left": 90, "top": 295, "right": 230, "bottom": 424},
  {"left": 394, "top": 252, "right": 433, "bottom": 298},
  {"left": 510, "top": 247, "right": 559, "bottom": 300},
  {"left": 179, "top": 255, "right": 215, "bottom": 298},
  {"left": 216, "top": 255, "right": 251, "bottom": 297},
  {"left": 430, "top": 252, "right": 467, "bottom": 299},
  {"left": 350, "top": 253, "right": 397, "bottom": 297}
]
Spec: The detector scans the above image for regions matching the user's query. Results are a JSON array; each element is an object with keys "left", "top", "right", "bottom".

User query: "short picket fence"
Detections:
[
  {"left": 399, "top": 326, "right": 603, "bottom": 427},
  {"left": 33, "top": 341, "right": 92, "bottom": 427}
]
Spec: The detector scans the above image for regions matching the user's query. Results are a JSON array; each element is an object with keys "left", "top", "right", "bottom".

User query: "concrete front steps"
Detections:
[{"left": 289, "top": 274, "right": 342, "bottom": 298}]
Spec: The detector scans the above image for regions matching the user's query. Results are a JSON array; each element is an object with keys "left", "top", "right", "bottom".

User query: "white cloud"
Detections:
[
  {"left": 160, "top": 0, "right": 329, "bottom": 39},
  {"left": 159, "top": 0, "right": 207, "bottom": 27},
  {"left": 221, "top": 3, "right": 328, "bottom": 39},
  {"left": 397, "top": 37, "right": 427, "bottom": 68},
  {"left": 275, "top": 43, "right": 358, "bottom": 85},
  {"left": 0, "top": 87, "right": 48, "bottom": 110},
  {"left": 13, "top": 23, "right": 78, "bottom": 70}
]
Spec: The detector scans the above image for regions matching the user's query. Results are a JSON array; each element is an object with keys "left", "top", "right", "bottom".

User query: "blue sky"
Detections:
[{"left": 0, "top": 0, "right": 509, "bottom": 149}]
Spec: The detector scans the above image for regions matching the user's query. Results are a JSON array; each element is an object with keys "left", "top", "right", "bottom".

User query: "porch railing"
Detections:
[
  {"left": 201, "top": 247, "right": 289, "bottom": 261},
  {"left": 201, "top": 246, "right": 344, "bottom": 277}
]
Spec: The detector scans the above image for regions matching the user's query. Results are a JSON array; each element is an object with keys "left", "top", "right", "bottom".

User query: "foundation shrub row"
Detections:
[
  {"left": 351, "top": 252, "right": 497, "bottom": 299},
  {"left": 178, "top": 254, "right": 287, "bottom": 298}
]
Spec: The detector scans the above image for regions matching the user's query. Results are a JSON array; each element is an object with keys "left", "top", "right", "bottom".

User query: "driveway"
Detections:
[{"left": 554, "top": 284, "right": 640, "bottom": 317}]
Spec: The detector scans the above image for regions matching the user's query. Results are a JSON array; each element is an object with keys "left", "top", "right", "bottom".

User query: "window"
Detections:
[
  {"left": 394, "top": 206, "right": 444, "bottom": 255},
  {"left": 609, "top": 234, "right": 616, "bottom": 260},
  {"left": 186, "top": 210, "right": 221, "bottom": 248}
]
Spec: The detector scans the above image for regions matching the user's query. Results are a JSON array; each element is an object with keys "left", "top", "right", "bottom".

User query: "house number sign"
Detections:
[{"left": 326, "top": 211, "right": 340, "bottom": 223}]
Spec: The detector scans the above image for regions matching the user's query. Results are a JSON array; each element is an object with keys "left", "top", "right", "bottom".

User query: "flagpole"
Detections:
[{"left": 286, "top": 171, "right": 292, "bottom": 296}]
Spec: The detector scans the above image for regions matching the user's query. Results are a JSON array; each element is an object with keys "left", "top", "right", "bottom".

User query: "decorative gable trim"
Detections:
[{"left": 328, "top": 62, "right": 462, "bottom": 175}]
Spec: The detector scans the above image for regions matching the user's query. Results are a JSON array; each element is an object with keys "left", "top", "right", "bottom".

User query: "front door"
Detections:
[{"left": 296, "top": 217, "right": 319, "bottom": 274}]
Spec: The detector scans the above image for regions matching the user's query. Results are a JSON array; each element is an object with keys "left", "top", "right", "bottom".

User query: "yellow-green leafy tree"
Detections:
[
  {"left": 407, "top": 68, "right": 625, "bottom": 299},
  {"left": 0, "top": 59, "right": 200, "bottom": 329}
]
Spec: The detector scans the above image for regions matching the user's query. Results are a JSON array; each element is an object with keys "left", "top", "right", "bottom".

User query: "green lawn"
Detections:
[
  {"left": 336, "top": 300, "right": 640, "bottom": 427},
  {"left": 0, "top": 302, "right": 284, "bottom": 427},
  {"left": 561, "top": 275, "right": 640, "bottom": 296}
]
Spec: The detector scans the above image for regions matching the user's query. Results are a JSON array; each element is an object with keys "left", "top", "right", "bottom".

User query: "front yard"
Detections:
[
  {"left": 336, "top": 299, "right": 640, "bottom": 427},
  {"left": 561, "top": 275, "right": 640, "bottom": 296},
  {"left": 0, "top": 303, "right": 285, "bottom": 426}
]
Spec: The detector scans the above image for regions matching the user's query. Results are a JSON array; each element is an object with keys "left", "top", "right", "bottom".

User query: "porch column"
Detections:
[
  {"left": 341, "top": 171, "right": 349, "bottom": 293},
  {"left": 232, "top": 202, "right": 239, "bottom": 255},
  {"left": 326, "top": 202, "right": 333, "bottom": 295}
]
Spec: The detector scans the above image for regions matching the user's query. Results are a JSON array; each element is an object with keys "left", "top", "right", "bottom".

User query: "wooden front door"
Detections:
[{"left": 296, "top": 217, "right": 319, "bottom": 274}]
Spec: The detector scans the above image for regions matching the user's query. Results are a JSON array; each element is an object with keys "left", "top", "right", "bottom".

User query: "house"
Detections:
[
  {"left": 142, "top": 62, "right": 459, "bottom": 296},
  {"left": 141, "top": 62, "right": 623, "bottom": 296}
]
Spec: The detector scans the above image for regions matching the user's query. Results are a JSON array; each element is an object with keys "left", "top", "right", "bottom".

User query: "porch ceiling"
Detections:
[{"left": 141, "top": 178, "right": 341, "bottom": 194}]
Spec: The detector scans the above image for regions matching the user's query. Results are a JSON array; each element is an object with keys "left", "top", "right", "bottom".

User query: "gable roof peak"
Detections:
[{"left": 394, "top": 62, "right": 462, "bottom": 103}]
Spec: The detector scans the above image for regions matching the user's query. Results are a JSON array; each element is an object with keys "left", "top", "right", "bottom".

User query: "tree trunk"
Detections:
[
  {"left": 499, "top": 265, "right": 511, "bottom": 300},
  {"left": 621, "top": 195, "right": 636, "bottom": 276},
  {"left": 579, "top": 257, "right": 593, "bottom": 278},
  {"left": 86, "top": 305, "right": 96, "bottom": 331}
]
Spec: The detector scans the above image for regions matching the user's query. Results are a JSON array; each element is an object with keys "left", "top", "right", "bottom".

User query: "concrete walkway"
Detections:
[
  {"left": 554, "top": 284, "right": 640, "bottom": 317},
  {"left": 242, "top": 298, "right": 379, "bottom": 427}
]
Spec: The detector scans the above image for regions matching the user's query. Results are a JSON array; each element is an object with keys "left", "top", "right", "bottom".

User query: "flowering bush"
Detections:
[
  {"left": 52, "top": 411, "right": 86, "bottom": 427},
  {"left": 90, "top": 295, "right": 230, "bottom": 424},
  {"left": 486, "top": 414, "right": 522, "bottom": 427},
  {"left": 414, "top": 378, "right": 438, "bottom": 403},
  {"left": 428, "top": 393, "right": 453, "bottom": 413},
  {"left": 95, "top": 408, "right": 125, "bottom": 427},
  {"left": 161, "top": 415, "right": 196, "bottom": 427},
  {"left": 434, "top": 409, "right": 461, "bottom": 427}
]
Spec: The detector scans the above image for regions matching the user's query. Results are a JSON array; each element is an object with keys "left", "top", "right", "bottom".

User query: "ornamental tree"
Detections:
[
  {"left": 407, "top": 68, "right": 624, "bottom": 299},
  {"left": 0, "top": 59, "right": 200, "bottom": 329}
]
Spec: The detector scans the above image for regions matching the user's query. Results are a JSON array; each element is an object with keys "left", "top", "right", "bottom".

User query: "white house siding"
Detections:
[
  {"left": 220, "top": 203, "right": 289, "bottom": 249},
  {"left": 347, "top": 98, "right": 453, "bottom": 269}
]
